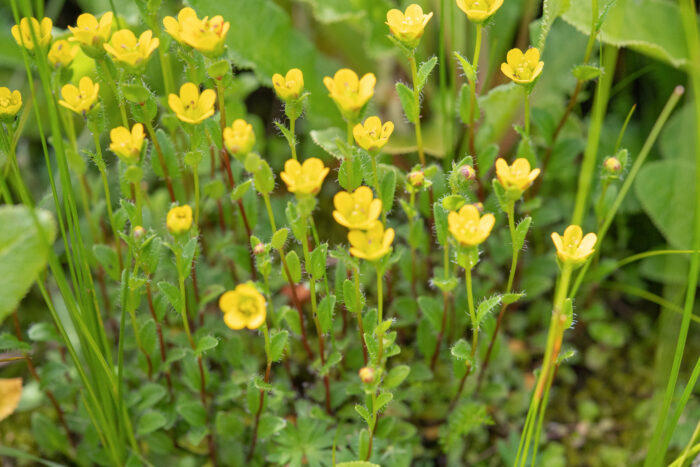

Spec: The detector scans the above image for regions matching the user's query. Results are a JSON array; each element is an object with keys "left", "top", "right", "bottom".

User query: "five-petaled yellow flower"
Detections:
[
  {"left": 323, "top": 69, "right": 376, "bottom": 118},
  {"left": 58, "top": 76, "right": 100, "bottom": 116},
  {"left": 386, "top": 4, "right": 433, "bottom": 48},
  {"left": 501, "top": 48, "right": 544, "bottom": 85},
  {"left": 353, "top": 116, "right": 394, "bottom": 153},
  {"left": 168, "top": 82, "right": 217, "bottom": 124},
  {"left": 68, "top": 12, "right": 113, "bottom": 56},
  {"left": 48, "top": 40, "right": 79, "bottom": 68},
  {"left": 448, "top": 204, "right": 495, "bottom": 247},
  {"left": 348, "top": 220, "right": 395, "bottom": 261},
  {"left": 164, "top": 7, "right": 229, "bottom": 56},
  {"left": 551, "top": 225, "right": 597, "bottom": 265},
  {"left": 456, "top": 0, "right": 504, "bottom": 23},
  {"left": 166, "top": 205, "right": 193, "bottom": 235},
  {"left": 280, "top": 158, "right": 329, "bottom": 195},
  {"left": 11, "top": 17, "right": 52, "bottom": 50},
  {"left": 0, "top": 88, "right": 22, "bottom": 118},
  {"left": 109, "top": 123, "right": 145, "bottom": 164},
  {"left": 272, "top": 68, "right": 304, "bottom": 101},
  {"left": 495, "top": 157, "right": 540, "bottom": 193},
  {"left": 103, "top": 29, "right": 159, "bottom": 69},
  {"left": 223, "top": 119, "right": 255, "bottom": 157},
  {"left": 333, "top": 186, "right": 383, "bottom": 230},
  {"left": 219, "top": 283, "right": 267, "bottom": 330}
]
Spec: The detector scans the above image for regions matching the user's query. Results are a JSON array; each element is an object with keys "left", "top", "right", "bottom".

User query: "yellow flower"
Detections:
[
  {"left": 280, "top": 158, "right": 329, "bottom": 195},
  {"left": 109, "top": 123, "right": 145, "bottom": 164},
  {"left": 223, "top": 119, "right": 255, "bottom": 157},
  {"left": 168, "top": 82, "right": 217, "bottom": 124},
  {"left": 501, "top": 47, "right": 544, "bottom": 85},
  {"left": 103, "top": 29, "right": 159, "bottom": 69},
  {"left": 0, "top": 88, "right": 22, "bottom": 118},
  {"left": 11, "top": 17, "right": 52, "bottom": 50},
  {"left": 495, "top": 157, "right": 540, "bottom": 192},
  {"left": 219, "top": 283, "right": 267, "bottom": 330},
  {"left": 353, "top": 116, "right": 394, "bottom": 152},
  {"left": 323, "top": 69, "right": 376, "bottom": 118},
  {"left": 0, "top": 378, "right": 22, "bottom": 422},
  {"left": 272, "top": 68, "right": 304, "bottom": 101},
  {"left": 448, "top": 204, "right": 495, "bottom": 246},
  {"left": 348, "top": 221, "right": 395, "bottom": 261},
  {"left": 48, "top": 39, "right": 79, "bottom": 68},
  {"left": 456, "top": 0, "right": 504, "bottom": 23},
  {"left": 68, "top": 12, "right": 113, "bottom": 55},
  {"left": 333, "top": 186, "right": 383, "bottom": 230},
  {"left": 58, "top": 76, "right": 100, "bottom": 116},
  {"left": 386, "top": 4, "right": 433, "bottom": 47},
  {"left": 180, "top": 13, "right": 230, "bottom": 56},
  {"left": 163, "top": 7, "right": 197, "bottom": 44},
  {"left": 551, "top": 225, "right": 597, "bottom": 265},
  {"left": 166, "top": 205, "right": 193, "bottom": 235}
]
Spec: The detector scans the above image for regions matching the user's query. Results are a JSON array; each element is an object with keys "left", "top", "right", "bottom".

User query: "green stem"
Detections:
[
  {"left": 524, "top": 91, "right": 531, "bottom": 137},
  {"left": 355, "top": 266, "right": 368, "bottom": 365},
  {"left": 409, "top": 53, "right": 426, "bottom": 167},
  {"left": 466, "top": 266, "right": 477, "bottom": 355},
  {"left": 290, "top": 116, "right": 298, "bottom": 160},
  {"left": 132, "top": 182, "right": 143, "bottom": 226},
  {"left": 376, "top": 265, "right": 385, "bottom": 365},
  {"left": 467, "top": 24, "right": 483, "bottom": 159},
  {"left": 99, "top": 59, "right": 128, "bottom": 127},
  {"left": 193, "top": 163, "right": 200, "bottom": 227}
]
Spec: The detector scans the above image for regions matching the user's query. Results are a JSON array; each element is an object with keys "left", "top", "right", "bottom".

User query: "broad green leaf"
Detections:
[
  {"left": 380, "top": 169, "right": 396, "bottom": 215},
  {"left": 310, "top": 243, "right": 328, "bottom": 279},
  {"left": 176, "top": 400, "right": 207, "bottom": 427},
  {"left": 284, "top": 250, "right": 302, "bottom": 284},
  {"left": 140, "top": 319, "right": 157, "bottom": 355},
  {"left": 27, "top": 323, "right": 59, "bottom": 343},
  {"left": 137, "top": 411, "right": 167, "bottom": 436},
  {"left": 418, "top": 296, "right": 443, "bottom": 331},
  {"left": 318, "top": 294, "right": 336, "bottom": 333},
  {"left": 476, "top": 83, "right": 521, "bottom": 151},
  {"left": 383, "top": 365, "right": 410, "bottom": 389},
  {"left": 230, "top": 179, "right": 252, "bottom": 202},
  {"left": 562, "top": 0, "right": 690, "bottom": 68},
  {"left": 319, "top": 350, "right": 342, "bottom": 376},
  {"left": 271, "top": 228, "right": 289, "bottom": 250},
  {"left": 635, "top": 159, "right": 696, "bottom": 249},
  {"left": 0, "top": 206, "right": 56, "bottom": 324},
  {"left": 375, "top": 392, "right": 393, "bottom": 411},
  {"left": 298, "top": 0, "right": 363, "bottom": 23},
  {"left": 269, "top": 330, "right": 289, "bottom": 361},
  {"left": 0, "top": 333, "right": 31, "bottom": 352},
  {"left": 257, "top": 414, "right": 287, "bottom": 438},
  {"left": 158, "top": 281, "right": 181, "bottom": 312},
  {"left": 502, "top": 292, "right": 526, "bottom": 305},
  {"left": 195, "top": 335, "right": 219, "bottom": 355},
  {"left": 396, "top": 82, "right": 418, "bottom": 123},
  {"left": 433, "top": 202, "right": 448, "bottom": 246},
  {"left": 310, "top": 127, "right": 346, "bottom": 160},
  {"left": 572, "top": 64, "right": 602, "bottom": 81},
  {"left": 454, "top": 52, "right": 476, "bottom": 84},
  {"left": 535, "top": 0, "right": 572, "bottom": 51},
  {"left": 338, "top": 156, "right": 364, "bottom": 192},
  {"left": 416, "top": 56, "right": 438, "bottom": 92},
  {"left": 450, "top": 338, "right": 471, "bottom": 361}
]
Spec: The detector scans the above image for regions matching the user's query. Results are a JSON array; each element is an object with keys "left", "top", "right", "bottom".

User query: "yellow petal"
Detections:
[
  {"left": 224, "top": 311, "right": 246, "bottom": 330},
  {"left": 219, "top": 290, "right": 238, "bottom": 313},
  {"left": 506, "top": 48, "right": 524, "bottom": 67},
  {"left": 524, "top": 47, "right": 540, "bottom": 67},
  {"left": 0, "top": 378, "right": 22, "bottom": 422},
  {"left": 246, "top": 309, "right": 266, "bottom": 330}
]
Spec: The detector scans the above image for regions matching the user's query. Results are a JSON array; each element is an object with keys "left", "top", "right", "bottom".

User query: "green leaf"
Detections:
[
  {"left": 140, "top": 319, "right": 157, "bottom": 355},
  {"left": 136, "top": 383, "right": 168, "bottom": 411},
  {"left": 343, "top": 278, "right": 364, "bottom": 314},
  {"left": 176, "top": 400, "right": 207, "bottom": 426},
  {"left": 310, "top": 127, "right": 346, "bottom": 160},
  {"left": 319, "top": 350, "right": 342, "bottom": 376},
  {"left": 93, "top": 244, "right": 119, "bottom": 281},
  {"left": 375, "top": 392, "right": 393, "bottom": 411},
  {"left": 454, "top": 52, "right": 476, "bottom": 84},
  {"left": 562, "top": 298, "right": 574, "bottom": 329},
  {"left": 318, "top": 294, "right": 336, "bottom": 334},
  {"left": 502, "top": 292, "right": 526, "bottom": 305},
  {"left": 153, "top": 129, "right": 180, "bottom": 182},
  {"left": 252, "top": 159, "right": 275, "bottom": 194},
  {"left": 476, "top": 84, "right": 521, "bottom": 150},
  {"left": 231, "top": 179, "right": 252, "bottom": 202},
  {"left": 310, "top": 243, "right": 328, "bottom": 279},
  {"left": 562, "top": 0, "right": 690, "bottom": 68},
  {"left": 416, "top": 56, "right": 438, "bottom": 92},
  {"left": 335, "top": 463, "right": 381, "bottom": 467},
  {"left": 513, "top": 216, "right": 533, "bottom": 251},
  {"left": 269, "top": 330, "right": 289, "bottom": 361},
  {"left": 0, "top": 206, "right": 56, "bottom": 324},
  {"left": 204, "top": 180, "right": 226, "bottom": 200},
  {"left": 535, "top": 0, "right": 572, "bottom": 51},
  {"left": 271, "top": 228, "right": 289, "bottom": 250},
  {"left": 476, "top": 295, "right": 502, "bottom": 326},
  {"left": 355, "top": 404, "right": 372, "bottom": 426},
  {"left": 0, "top": 333, "right": 31, "bottom": 352},
  {"left": 195, "top": 335, "right": 219, "bottom": 355},
  {"left": 379, "top": 170, "right": 396, "bottom": 215},
  {"left": 181, "top": 238, "right": 198, "bottom": 279},
  {"left": 396, "top": 82, "right": 418, "bottom": 123},
  {"left": 27, "top": 323, "right": 59, "bottom": 343},
  {"left": 383, "top": 365, "right": 410, "bottom": 389},
  {"left": 158, "top": 281, "right": 181, "bottom": 312},
  {"left": 338, "top": 156, "right": 363, "bottom": 192},
  {"left": 258, "top": 414, "right": 287, "bottom": 438},
  {"left": 635, "top": 159, "right": 696, "bottom": 249},
  {"left": 418, "top": 296, "right": 443, "bottom": 331},
  {"left": 450, "top": 338, "right": 471, "bottom": 361},
  {"left": 137, "top": 411, "right": 167, "bottom": 435},
  {"left": 285, "top": 250, "right": 302, "bottom": 283},
  {"left": 572, "top": 64, "right": 602, "bottom": 81},
  {"left": 458, "top": 83, "right": 480, "bottom": 126}
]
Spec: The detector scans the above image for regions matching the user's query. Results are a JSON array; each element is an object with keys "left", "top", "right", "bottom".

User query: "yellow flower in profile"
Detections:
[
  {"left": 551, "top": 225, "right": 597, "bottom": 265},
  {"left": 456, "top": 0, "right": 504, "bottom": 23},
  {"left": 11, "top": 17, "right": 52, "bottom": 50},
  {"left": 103, "top": 29, "right": 159, "bottom": 69},
  {"left": 168, "top": 82, "right": 217, "bottom": 124},
  {"left": 109, "top": 123, "right": 145, "bottom": 164},
  {"left": 166, "top": 205, "right": 193, "bottom": 235},
  {"left": 323, "top": 69, "right": 376, "bottom": 118},
  {"left": 353, "top": 116, "right": 394, "bottom": 153},
  {"left": 495, "top": 158, "right": 540, "bottom": 192},
  {"left": 448, "top": 204, "right": 495, "bottom": 247},
  {"left": 333, "top": 186, "right": 383, "bottom": 230},
  {"left": 0, "top": 88, "right": 22, "bottom": 118},
  {"left": 181, "top": 14, "right": 230, "bottom": 57},
  {"left": 48, "top": 40, "right": 79, "bottom": 68},
  {"left": 219, "top": 283, "right": 267, "bottom": 330},
  {"left": 272, "top": 68, "right": 304, "bottom": 101},
  {"left": 58, "top": 76, "right": 100, "bottom": 116},
  {"left": 223, "top": 119, "right": 255, "bottom": 157},
  {"left": 68, "top": 12, "right": 113, "bottom": 55},
  {"left": 348, "top": 221, "right": 395, "bottom": 261},
  {"left": 162, "top": 7, "right": 197, "bottom": 44},
  {"left": 386, "top": 4, "right": 433, "bottom": 48},
  {"left": 280, "top": 158, "right": 329, "bottom": 195},
  {"left": 501, "top": 48, "right": 544, "bottom": 85}
]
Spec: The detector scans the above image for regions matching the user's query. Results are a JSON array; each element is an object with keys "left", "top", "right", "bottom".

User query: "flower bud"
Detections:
[
  {"left": 473, "top": 202, "right": 484, "bottom": 213},
  {"left": 253, "top": 243, "right": 266, "bottom": 255},
  {"left": 166, "top": 205, "right": 193, "bottom": 235},
  {"left": 408, "top": 170, "right": 424, "bottom": 187},
  {"left": 460, "top": 165, "right": 476, "bottom": 181},
  {"left": 132, "top": 225, "right": 145, "bottom": 239},
  {"left": 358, "top": 367, "right": 375, "bottom": 383},
  {"left": 603, "top": 157, "right": 622, "bottom": 175}
]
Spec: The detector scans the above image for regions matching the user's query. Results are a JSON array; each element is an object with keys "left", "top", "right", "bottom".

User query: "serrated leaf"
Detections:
[
  {"left": 416, "top": 56, "right": 438, "bottom": 92},
  {"left": 318, "top": 294, "right": 336, "bottom": 334},
  {"left": 454, "top": 51, "right": 476, "bottom": 84},
  {"left": 396, "top": 82, "right": 418, "bottom": 123},
  {"left": 0, "top": 333, "right": 31, "bottom": 352},
  {"left": 310, "top": 127, "right": 345, "bottom": 160},
  {"left": 514, "top": 216, "right": 533, "bottom": 251},
  {"left": 374, "top": 392, "right": 393, "bottom": 412},
  {"left": 158, "top": 281, "right": 181, "bottom": 312},
  {"left": 502, "top": 292, "right": 526, "bottom": 305},
  {"left": 355, "top": 404, "right": 372, "bottom": 426},
  {"left": 476, "top": 295, "right": 501, "bottom": 326},
  {"left": 451, "top": 338, "right": 471, "bottom": 361},
  {"left": 269, "top": 330, "right": 288, "bottom": 361},
  {"left": 0, "top": 207, "right": 57, "bottom": 324}
]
